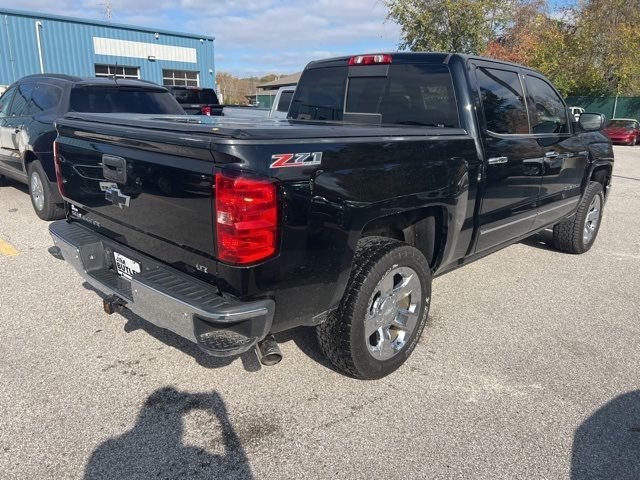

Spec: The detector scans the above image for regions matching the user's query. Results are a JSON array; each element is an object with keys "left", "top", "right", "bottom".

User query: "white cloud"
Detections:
[{"left": 189, "top": 1, "right": 399, "bottom": 49}]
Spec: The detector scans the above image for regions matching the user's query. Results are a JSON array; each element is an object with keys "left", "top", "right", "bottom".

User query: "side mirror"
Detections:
[{"left": 578, "top": 113, "right": 605, "bottom": 132}]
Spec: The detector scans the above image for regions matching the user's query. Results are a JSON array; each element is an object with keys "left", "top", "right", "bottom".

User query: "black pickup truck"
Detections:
[{"left": 49, "top": 53, "right": 613, "bottom": 379}]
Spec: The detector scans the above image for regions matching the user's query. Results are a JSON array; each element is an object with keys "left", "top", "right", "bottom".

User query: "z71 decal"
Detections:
[{"left": 270, "top": 152, "right": 323, "bottom": 168}]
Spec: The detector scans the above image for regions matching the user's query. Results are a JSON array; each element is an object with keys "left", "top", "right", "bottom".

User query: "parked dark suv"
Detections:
[
  {"left": 166, "top": 86, "right": 223, "bottom": 116},
  {"left": 0, "top": 74, "right": 185, "bottom": 220}
]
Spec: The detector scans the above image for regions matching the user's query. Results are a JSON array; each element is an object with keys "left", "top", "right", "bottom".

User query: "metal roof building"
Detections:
[
  {"left": 0, "top": 8, "right": 215, "bottom": 89},
  {"left": 256, "top": 72, "right": 302, "bottom": 91},
  {"left": 250, "top": 72, "right": 301, "bottom": 108}
]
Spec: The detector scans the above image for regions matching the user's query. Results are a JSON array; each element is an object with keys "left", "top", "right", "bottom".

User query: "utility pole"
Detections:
[{"left": 101, "top": 0, "right": 112, "bottom": 22}]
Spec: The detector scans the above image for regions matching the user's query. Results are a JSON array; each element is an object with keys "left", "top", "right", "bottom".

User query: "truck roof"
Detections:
[
  {"left": 307, "top": 52, "right": 542, "bottom": 74},
  {"left": 16, "top": 74, "right": 167, "bottom": 91}
]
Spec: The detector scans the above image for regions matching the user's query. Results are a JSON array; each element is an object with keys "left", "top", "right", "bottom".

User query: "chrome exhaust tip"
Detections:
[{"left": 256, "top": 335, "right": 282, "bottom": 366}]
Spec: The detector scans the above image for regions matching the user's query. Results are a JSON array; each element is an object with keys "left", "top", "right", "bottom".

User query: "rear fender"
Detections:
[
  {"left": 588, "top": 160, "right": 613, "bottom": 201},
  {"left": 316, "top": 172, "right": 469, "bottom": 311},
  {"left": 361, "top": 206, "right": 448, "bottom": 270}
]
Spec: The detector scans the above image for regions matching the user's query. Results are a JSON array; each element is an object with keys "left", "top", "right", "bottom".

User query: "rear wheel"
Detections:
[
  {"left": 552, "top": 181, "right": 604, "bottom": 254},
  {"left": 28, "top": 161, "right": 64, "bottom": 221},
  {"left": 316, "top": 237, "right": 432, "bottom": 379}
]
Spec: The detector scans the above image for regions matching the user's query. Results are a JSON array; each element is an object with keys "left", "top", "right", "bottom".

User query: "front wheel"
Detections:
[
  {"left": 316, "top": 237, "right": 432, "bottom": 379},
  {"left": 552, "top": 181, "right": 604, "bottom": 254},
  {"left": 28, "top": 160, "right": 65, "bottom": 221}
]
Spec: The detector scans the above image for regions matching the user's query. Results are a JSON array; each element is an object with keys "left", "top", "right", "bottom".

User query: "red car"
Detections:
[{"left": 602, "top": 118, "right": 640, "bottom": 145}]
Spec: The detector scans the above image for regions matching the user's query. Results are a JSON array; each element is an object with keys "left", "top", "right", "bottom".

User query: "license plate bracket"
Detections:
[{"left": 114, "top": 252, "right": 141, "bottom": 280}]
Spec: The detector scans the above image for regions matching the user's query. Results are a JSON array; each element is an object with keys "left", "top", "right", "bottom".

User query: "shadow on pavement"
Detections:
[
  {"left": 274, "top": 326, "right": 344, "bottom": 375},
  {"left": 81, "top": 282, "right": 263, "bottom": 373},
  {"left": 571, "top": 390, "right": 640, "bottom": 480},
  {"left": 520, "top": 229, "right": 556, "bottom": 252},
  {"left": 0, "top": 177, "right": 28, "bottom": 194},
  {"left": 84, "top": 387, "right": 254, "bottom": 480},
  {"left": 80, "top": 282, "right": 342, "bottom": 376}
]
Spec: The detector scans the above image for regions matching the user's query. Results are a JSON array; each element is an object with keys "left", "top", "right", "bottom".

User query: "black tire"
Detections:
[
  {"left": 27, "top": 160, "right": 65, "bottom": 221},
  {"left": 552, "top": 181, "right": 604, "bottom": 254},
  {"left": 316, "top": 237, "right": 432, "bottom": 379}
]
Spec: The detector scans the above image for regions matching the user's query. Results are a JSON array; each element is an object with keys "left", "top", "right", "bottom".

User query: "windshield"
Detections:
[
  {"left": 70, "top": 88, "right": 185, "bottom": 114},
  {"left": 288, "top": 63, "right": 460, "bottom": 128},
  {"left": 606, "top": 120, "right": 637, "bottom": 129},
  {"left": 172, "top": 88, "right": 219, "bottom": 105}
]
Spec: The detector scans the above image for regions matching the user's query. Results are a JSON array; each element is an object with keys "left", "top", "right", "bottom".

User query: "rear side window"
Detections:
[
  {"left": 10, "top": 83, "right": 34, "bottom": 116},
  {"left": 69, "top": 88, "right": 185, "bottom": 114},
  {"left": 276, "top": 90, "right": 294, "bottom": 113},
  {"left": 525, "top": 75, "right": 569, "bottom": 134},
  {"left": 26, "top": 84, "right": 62, "bottom": 114},
  {"left": 289, "top": 64, "right": 460, "bottom": 127},
  {"left": 0, "top": 87, "right": 16, "bottom": 118},
  {"left": 476, "top": 67, "right": 529, "bottom": 134}
]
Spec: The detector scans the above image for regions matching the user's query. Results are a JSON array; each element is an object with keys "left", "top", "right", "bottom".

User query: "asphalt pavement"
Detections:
[{"left": 0, "top": 146, "right": 639, "bottom": 479}]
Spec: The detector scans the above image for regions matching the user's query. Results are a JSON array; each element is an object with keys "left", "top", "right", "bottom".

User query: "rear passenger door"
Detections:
[
  {"left": 471, "top": 61, "right": 545, "bottom": 252},
  {"left": 0, "top": 86, "right": 17, "bottom": 170},
  {"left": 523, "top": 74, "right": 588, "bottom": 228},
  {"left": 0, "top": 82, "right": 34, "bottom": 174}
]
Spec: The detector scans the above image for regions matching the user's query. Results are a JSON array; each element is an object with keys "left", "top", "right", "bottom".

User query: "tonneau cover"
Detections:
[{"left": 59, "top": 112, "right": 468, "bottom": 141}]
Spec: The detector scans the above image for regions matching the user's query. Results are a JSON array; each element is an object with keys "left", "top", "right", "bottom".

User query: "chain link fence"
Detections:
[{"left": 566, "top": 96, "right": 640, "bottom": 120}]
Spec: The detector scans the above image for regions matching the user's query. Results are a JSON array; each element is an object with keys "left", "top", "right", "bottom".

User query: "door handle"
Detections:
[
  {"left": 487, "top": 156, "right": 508, "bottom": 165},
  {"left": 545, "top": 151, "right": 559, "bottom": 158},
  {"left": 102, "top": 154, "right": 127, "bottom": 183}
]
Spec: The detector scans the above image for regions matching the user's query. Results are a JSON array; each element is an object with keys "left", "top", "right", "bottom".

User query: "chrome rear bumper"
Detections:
[{"left": 49, "top": 220, "right": 274, "bottom": 356}]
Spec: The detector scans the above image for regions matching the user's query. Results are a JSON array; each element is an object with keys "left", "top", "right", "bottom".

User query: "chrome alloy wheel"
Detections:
[
  {"left": 583, "top": 193, "right": 602, "bottom": 244},
  {"left": 30, "top": 171, "right": 45, "bottom": 211},
  {"left": 364, "top": 266, "right": 422, "bottom": 360}
]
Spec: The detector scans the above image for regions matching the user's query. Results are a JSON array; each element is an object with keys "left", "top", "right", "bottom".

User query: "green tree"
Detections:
[
  {"left": 386, "top": 0, "right": 516, "bottom": 54},
  {"left": 389, "top": 0, "right": 640, "bottom": 96},
  {"left": 483, "top": 0, "right": 640, "bottom": 96},
  {"left": 576, "top": 0, "right": 640, "bottom": 95}
]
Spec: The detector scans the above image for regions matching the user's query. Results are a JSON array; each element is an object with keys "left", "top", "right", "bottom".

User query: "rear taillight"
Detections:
[
  {"left": 201, "top": 105, "right": 212, "bottom": 116},
  {"left": 53, "top": 140, "right": 65, "bottom": 197},
  {"left": 215, "top": 172, "right": 278, "bottom": 265},
  {"left": 348, "top": 54, "right": 392, "bottom": 66}
]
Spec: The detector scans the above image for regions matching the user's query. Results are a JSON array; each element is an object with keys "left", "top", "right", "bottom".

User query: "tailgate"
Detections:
[{"left": 55, "top": 117, "right": 218, "bottom": 281}]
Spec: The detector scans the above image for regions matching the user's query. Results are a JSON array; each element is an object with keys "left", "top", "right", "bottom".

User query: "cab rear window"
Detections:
[
  {"left": 69, "top": 88, "right": 184, "bottom": 114},
  {"left": 289, "top": 64, "right": 460, "bottom": 128},
  {"left": 172, "top": 88, "right": 219, "bottom": 105}
]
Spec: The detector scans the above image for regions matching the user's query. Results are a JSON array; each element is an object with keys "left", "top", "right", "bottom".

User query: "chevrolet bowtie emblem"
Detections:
[{"left": 105, "top": 187, "right": 130, "bottom": 209}]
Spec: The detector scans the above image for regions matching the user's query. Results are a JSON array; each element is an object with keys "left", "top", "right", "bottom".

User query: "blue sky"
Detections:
[{"left": 0, "top": 0, "right": 574, "bottom": 77}]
